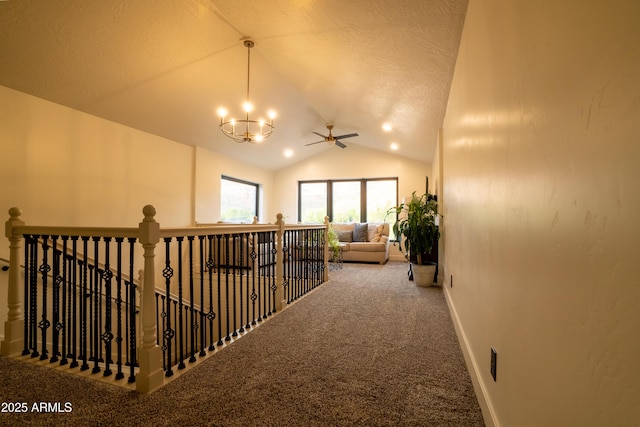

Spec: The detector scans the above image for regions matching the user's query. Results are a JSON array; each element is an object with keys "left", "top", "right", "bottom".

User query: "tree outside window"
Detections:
[{"left": 220, "top": 176, "right": 259, "bottom": 223}]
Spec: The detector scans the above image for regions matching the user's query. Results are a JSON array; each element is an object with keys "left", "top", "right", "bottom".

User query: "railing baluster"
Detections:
[
  {"left": 162, "top": 237, "right": 174, "bottom": 377},
  {"left": 198, "top": 236, "right": 205, "bottom": 356},
  {"left": 224, "top": 234, "right": 231, "bottom": 341},
  {"left": 90, "top": 237, "right": 102, "bottom": 374},
  {"left": 238, "top": 233, "right": 245, "bottom": 334},
  {"left": 50, "top": 235, "right": 60, "bottom": 363},
  {"left": 250, "top": 233, "right": 257, "bottom": 326},
  {"left": 206, "top": 235, "right": 215, "bottom": 351},
  {"left": 38, "top": 235, "right": 51, "bottom": 361},
  {"left": 22, "top": 235, "right": 31, "bottom": 356},
  {"left": 187, "top": 236, "right": 196, "bottom": 363},
  {"left": 115, "top": 237, "right": 124, "bottom": 380},
  {"left": 103, "top": 237, "right": 113, "bottom": 377},
  {"left": 231, "top": 234, "right": 238, "bottom": 337},
  {"left": 216, "top": 235, "right": 223, "bottom": 346},
  {"left": 127, "top": 237, "right": 137, "bottom": 383},
  {"left": 80, "top": 236, "right": 89, "bottom": 371},
  {"left": 176, "top": 236, "right": 185, "bottom": 369},
  {"left": 69, "top": 236, "right": 79, "bottom": 368},
  {"left": 59, "top": 236, "right": 68, "bottom": 366}
]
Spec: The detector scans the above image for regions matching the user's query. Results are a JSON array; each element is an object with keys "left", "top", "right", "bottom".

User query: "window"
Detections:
[
  {"left": 299, "top": 181, "right": 327, "bottom": 223},
  {"left": 220, "top": 176, "right": 259, "bottom": 223},
  {"left": 298, "top": 178, "right": 398, "bottom": 233},
  {"left": 332, "top": 181, "right": 361, "bottom": 222}
]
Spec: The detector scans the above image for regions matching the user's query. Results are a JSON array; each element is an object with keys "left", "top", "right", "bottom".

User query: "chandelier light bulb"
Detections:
[
  {"left": 217, "top": 107, "right": 228, "bottom": 118},
  {"left": 242, "top": 101, "right": 254, "bottom": 113},
  {"left": 268, "top": 110, "right": 277, "bottom": 120}
]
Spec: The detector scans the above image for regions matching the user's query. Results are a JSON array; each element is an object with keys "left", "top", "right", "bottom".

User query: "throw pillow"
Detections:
[
  {"left": 353, "top": 223, "right": 369, "bottom": 242},
  {"left": 368, "top": 223, "right": 381, "bottom": 242},
  {"left": 337, "top": 230, "right": 353, "bottom": 242}
]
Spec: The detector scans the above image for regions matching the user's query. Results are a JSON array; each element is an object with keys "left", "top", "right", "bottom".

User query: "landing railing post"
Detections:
[
  {"left": 1, "top": 208, "right": 25, "bottom": 356},
  {"left": 275, "top": 213, "right": 285, "bottom": 312},
  {"left": 136, "top": 205, "right": 164, "bottom": 393}
]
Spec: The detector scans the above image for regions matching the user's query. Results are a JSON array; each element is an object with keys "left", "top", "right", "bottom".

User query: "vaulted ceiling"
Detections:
[{"left": 0, "top": 0, "right": 467, "bottom": 170}]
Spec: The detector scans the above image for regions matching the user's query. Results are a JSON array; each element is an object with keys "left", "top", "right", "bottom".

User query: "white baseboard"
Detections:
[{"left": 443, "top": 285, "right": 499, "bottom": 427}]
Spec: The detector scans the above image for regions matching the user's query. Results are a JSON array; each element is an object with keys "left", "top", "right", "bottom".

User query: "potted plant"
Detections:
[
  {"left": 327, "top": 225, "right": 342, "bottom": 264},
  {"left": 388, "top": 191, "right": 440, "bottom": 286}
]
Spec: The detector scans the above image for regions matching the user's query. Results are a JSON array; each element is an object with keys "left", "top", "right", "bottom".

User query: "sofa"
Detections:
[{"left": 331, "top": 222, "right": 390, "bottom": 264}]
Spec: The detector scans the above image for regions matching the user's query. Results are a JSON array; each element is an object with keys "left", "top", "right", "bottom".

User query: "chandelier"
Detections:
[{"left": 217, "top": 40, "right": 276, "bottom": 143}]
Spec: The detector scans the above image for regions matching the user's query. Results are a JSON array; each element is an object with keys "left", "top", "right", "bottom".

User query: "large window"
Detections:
[
  {"left": 298, "top": 178, "right": 398, "bottom": 231},
  {"left": 299, "top": 182, "right": 327, "bottom": 223},
  {"left": 332, "top": 181, "right": 361, "bottom": 222},
  {"left": 220, "top": 176, "right": 259, "bottom": 223}
]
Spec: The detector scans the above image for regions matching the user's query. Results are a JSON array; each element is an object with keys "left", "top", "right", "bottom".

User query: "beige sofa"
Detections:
[{"left": 331, "top": 222, "right": 390, "bottom": 264}]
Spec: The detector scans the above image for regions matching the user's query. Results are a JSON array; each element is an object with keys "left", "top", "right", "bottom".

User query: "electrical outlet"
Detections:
[{"left": 490, "top": 347, "right": 497, "bottom": 381}]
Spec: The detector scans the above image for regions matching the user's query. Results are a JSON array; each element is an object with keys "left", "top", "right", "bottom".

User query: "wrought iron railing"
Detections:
[{"left": 1, "top": 207, "right": 328, "bottom": 393}]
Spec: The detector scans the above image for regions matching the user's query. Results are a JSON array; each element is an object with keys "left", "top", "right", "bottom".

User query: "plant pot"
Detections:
[{"left": 411, "top": 262, "right": 437, "bottom": 287}]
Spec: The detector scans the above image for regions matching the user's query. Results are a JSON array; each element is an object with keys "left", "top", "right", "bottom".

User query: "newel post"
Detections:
[
  {"left": 324, "top": 216, "right": 330, "bottom": 282},
  {"left": 1, "top": 208, "right": 25, "bottom": 356},
  {"left": 136, "top": 205, "right": 164, "bottom": 393},
  {"left": 275, "top": 213, "right": 285, "bottom": 311}
]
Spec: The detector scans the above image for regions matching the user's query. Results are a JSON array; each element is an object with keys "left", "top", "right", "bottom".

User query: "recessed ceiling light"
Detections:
[
  {"left": 382, "top": 122, "right": 393, "bottom": 132},
  {"left": 390, "top": 142, "right": 399, "bottom": 150},
  {"left": 284, "top": 149, "right": 294, "bottom": 158}
]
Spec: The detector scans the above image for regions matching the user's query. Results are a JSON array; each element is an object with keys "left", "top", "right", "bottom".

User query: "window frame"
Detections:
[{"left": 297, "top": 177, "right": 398, "bottom": 224}]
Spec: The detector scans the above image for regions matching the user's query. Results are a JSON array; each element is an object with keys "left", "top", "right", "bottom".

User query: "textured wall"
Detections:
[{"left": 442, "top": 1, "right": 640, "bottom": 426}]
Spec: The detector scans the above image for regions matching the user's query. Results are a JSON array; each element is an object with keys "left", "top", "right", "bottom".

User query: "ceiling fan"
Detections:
[{"left": 305, "top": 124, "right": 359, "bottom": 149}]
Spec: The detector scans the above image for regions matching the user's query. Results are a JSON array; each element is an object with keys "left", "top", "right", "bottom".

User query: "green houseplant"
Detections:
[
  {"left": 389, "top": 191, "right": 440, "bottom": 286},
  {"left": 327, "top": 225, "right": 341, "bottom": 264}
]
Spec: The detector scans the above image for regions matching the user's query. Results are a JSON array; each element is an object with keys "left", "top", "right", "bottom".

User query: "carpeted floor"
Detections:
[{"left": 0, "top": 262, "right": 484, "bottom": 426}]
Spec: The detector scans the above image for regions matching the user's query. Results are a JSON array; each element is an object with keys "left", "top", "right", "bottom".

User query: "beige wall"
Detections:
[
  {"left": 273, "top": 143, "right": 431, "bottom": 223},
  {"left": 0, "top": 86, "right": 193, "bottom": 230},
  {"left": 0, "top": 86, "right": 276, "bottom": 257},
  {"left": 442, "top": 1, "right": 640, "bottom": 426},
  {"left": 194, "top": 147, "right": 275, "bottom": 224}
]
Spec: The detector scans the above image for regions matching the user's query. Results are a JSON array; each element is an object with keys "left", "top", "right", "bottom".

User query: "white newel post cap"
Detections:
[
  {"left": 140, "top": 205, "right": 159, "bottom": 245},
  {"left": 6, "top": 207, "right": 24, "bottom": 238}
]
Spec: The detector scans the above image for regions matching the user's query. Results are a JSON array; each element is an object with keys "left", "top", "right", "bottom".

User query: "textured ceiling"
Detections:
[{"left": 0, "top": 0, "right": 468, "bottom": 170}]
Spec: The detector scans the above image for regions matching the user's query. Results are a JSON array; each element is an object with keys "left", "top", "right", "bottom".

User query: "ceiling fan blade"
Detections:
[
  {"left": 305, "top": 140, "right": 325, "bottom": 146},
  {"left": 312, "top": 132, "right": 328, "bottom": 139},
  {"left": 335, "top": 141, "right": 347, "bottom": 148},
  {"left": 334, "top": 132, "right": 359, "bottom": 139}
]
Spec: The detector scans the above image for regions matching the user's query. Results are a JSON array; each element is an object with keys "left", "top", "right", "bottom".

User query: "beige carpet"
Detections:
[{"left": 0, "top": 262, "right": 484, "bottom": 426}]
